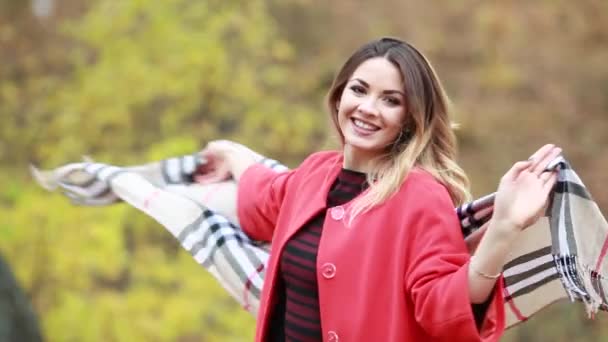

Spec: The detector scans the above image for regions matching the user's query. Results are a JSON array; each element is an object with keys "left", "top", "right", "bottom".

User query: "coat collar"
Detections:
[{"left": 279, "top": 152, "right": 345, "bottom": 243}]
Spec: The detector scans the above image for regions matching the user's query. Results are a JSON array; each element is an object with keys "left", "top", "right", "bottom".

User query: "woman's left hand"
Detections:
[
  {"left": 196, "top": 140, "right": 262, "bottom": 184},
  {"left": 491, "top": 144, "right": 561, "bottom": 235}
]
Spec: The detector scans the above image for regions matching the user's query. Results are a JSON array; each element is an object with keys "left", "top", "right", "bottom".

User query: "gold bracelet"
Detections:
[{"left": 470, "top": 255, "right": 502, "bottom": 279}]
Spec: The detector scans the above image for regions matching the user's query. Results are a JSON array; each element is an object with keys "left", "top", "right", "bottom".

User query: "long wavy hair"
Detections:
[{"left": 326, "top": 37, "right": 471, "bottom": 219}]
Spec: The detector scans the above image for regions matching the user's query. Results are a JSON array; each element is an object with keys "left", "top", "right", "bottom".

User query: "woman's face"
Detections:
[{"left": 337, "top": 57, "right": 407, "bottom": 165}]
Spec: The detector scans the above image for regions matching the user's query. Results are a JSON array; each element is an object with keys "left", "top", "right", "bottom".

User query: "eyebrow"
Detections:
[{"left": 350, "top": 78, "right": 405, "bottom": 97}]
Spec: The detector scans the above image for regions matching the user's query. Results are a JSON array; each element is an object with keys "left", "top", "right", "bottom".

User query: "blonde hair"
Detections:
[{"left": 326, "top": 38, "right": 471, "bottom": 220}]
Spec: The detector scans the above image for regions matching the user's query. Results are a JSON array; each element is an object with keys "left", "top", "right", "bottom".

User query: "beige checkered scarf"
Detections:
[{"left": 31, "top": 153, "right": 608, "bottom": 328}]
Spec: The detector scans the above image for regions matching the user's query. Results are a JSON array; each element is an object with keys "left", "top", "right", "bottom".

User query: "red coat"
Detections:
[{"left": 238, "top": 151, "right": 505, "bottom": 341}]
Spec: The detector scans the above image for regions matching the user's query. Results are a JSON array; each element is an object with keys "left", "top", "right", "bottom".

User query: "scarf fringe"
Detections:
[{"left": 555, "top": 254, "right": 605, "bottom": 318}]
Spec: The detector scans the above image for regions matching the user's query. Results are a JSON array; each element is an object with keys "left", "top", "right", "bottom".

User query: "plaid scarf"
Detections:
[{"left": 31, "top": 153, "right": 608, "bottom": 328}]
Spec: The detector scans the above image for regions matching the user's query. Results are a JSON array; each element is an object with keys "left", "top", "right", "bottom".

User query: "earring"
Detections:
[
  {"left": 400, "top": 127, "right": 413, "bottom": 142},
  {"left": 403, "top": 127, "right": 412, "bottom": 138},
  {"left": 392, "top": 127, "right": 412, "bottom": 153}
]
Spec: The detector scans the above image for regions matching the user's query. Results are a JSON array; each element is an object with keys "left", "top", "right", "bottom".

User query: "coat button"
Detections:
[
  {"left": 321, "top": 262, "right": 336, "bottom": 279},
  {"left": 330, "top": 206, "right": 345, "bottom": 220},
  {"left": 328, "top": 331, "right": 339, "bottom": 342}
]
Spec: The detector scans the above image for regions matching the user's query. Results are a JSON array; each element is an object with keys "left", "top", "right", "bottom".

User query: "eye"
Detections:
[
  {"left": 349, "top": 84, "right": 366, "bottom": 95},
  {"left": 384, "top": 96, "right": 402, "bottom": 106}
]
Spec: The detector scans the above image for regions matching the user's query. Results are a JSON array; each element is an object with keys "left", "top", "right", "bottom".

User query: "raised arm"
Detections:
[
  {"left": 468, "top": 144, "right": 561, "bottom": 304},
  {"left": 31, "top": 145, "right": 291, "bottom": 315},
  {"left": 199, "top": 140, "right": 295, "bottom": 242}
]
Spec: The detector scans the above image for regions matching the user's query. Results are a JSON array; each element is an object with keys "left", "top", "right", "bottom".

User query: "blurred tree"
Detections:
[{"left": 0, "top": 0, "right": 319, "bottom": 340}]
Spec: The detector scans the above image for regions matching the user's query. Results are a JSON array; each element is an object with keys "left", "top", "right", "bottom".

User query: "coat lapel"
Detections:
[{"left": 279, "top": 154, "right": 343, "bottom": 245}]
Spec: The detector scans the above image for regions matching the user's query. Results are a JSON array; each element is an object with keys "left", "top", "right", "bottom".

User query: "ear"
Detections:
[{"left": 335, "top": 100, "right": 340, "bottom": 111}]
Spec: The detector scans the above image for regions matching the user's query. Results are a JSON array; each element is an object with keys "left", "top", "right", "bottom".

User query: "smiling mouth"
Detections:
[{"left": 352, "top": 118, "right": 380, "bottom": 131}]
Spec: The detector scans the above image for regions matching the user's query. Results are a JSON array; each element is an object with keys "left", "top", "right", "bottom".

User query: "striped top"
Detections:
[{"left": 269, "top": 169, "right": 368, "bottom": 341}]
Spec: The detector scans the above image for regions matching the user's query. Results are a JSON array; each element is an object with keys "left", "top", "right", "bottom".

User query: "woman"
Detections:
[{"left": 197, "top": 37, "right": 561, "bottom": 341}]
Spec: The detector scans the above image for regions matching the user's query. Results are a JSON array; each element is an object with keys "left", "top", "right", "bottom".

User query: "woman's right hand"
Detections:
[{"left": 196, "top": 140, "right": 262, "bottom": 184}]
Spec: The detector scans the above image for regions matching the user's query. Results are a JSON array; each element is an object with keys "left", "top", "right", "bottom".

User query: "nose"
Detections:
[{"left": 357, "top": 97, "right": 380, "bottom": 116}]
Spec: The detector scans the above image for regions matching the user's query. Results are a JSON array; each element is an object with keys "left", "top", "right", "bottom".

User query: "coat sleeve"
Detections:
[
  {"left": 403, "top": 179, "right": 505, "bottom": 341},
  {"left": 237, "top": 163, "right": 295, "bottom": 242}
]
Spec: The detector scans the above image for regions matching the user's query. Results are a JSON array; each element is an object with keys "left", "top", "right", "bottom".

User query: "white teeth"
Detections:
[{"left": 353, "top": 119, "right": 378, "bottom": 130}]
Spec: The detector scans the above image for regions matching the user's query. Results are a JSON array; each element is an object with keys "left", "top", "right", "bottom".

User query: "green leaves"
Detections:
[{"left": 0, "top": 0, "right": 311, "bottom": 340}]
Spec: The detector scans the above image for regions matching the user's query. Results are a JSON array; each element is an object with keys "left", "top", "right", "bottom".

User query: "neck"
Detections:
[{"left": 342, "top": 145, "right": 376, "bottom": 173}]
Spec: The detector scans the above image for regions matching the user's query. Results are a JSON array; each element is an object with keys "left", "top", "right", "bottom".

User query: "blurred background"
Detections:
[{"left": 1, "top": 0, "right": 607, "bottom": 341}]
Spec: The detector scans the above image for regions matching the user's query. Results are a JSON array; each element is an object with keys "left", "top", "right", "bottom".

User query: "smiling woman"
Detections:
[{"left": 198, "top": 37, "right": 560, "bottom": 341}]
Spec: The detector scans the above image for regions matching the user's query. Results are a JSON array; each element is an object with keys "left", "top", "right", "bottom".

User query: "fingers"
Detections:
[
  {"left": 200, "top": 141, "right": 236, "bottom": 167},
  {"left": 527, "top": 144, "right": 555, "bottom": 164},
  {"left": 504, "top": 144, "right": 562, "bottom": 182},
  {"left": 537, "top": 171, "right": 558, "bottom": 199},
  {"left": 199, "top": 140, "right": 262, "bottom": 183},
  {"left": 194, "top": 171, "right": 231, "bottom": 185},
  {"left": 541, "top": 172, "right": 558, "bottom": 192},
  {"left": 529, "top": 144, "right": 562, "bottom": 176},
  {"left": 539, "top": 170, "right": 553, "bottom": 183},
  {"left": 502, "top": 160, "right": 533, "bottom": 181},
  {"left": 203, "top": 140, "right": 237, "bottom": 155},
  {"left": 474, "top": 206, "right": 494, "bottom": 219},
  {"left": 532, "top": 149, "right": 562, "bottom": 175}
]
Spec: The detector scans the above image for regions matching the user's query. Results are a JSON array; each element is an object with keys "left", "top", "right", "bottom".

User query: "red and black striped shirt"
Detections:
[{"left": 269, "top": 168, "right": 368, "bottom": 341}]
